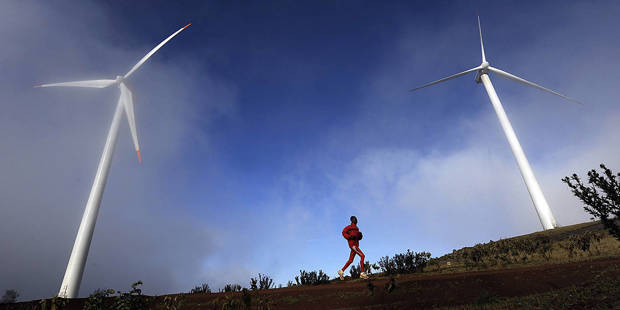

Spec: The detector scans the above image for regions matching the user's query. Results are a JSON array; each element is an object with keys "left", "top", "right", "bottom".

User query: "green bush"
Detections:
[
  {"left": 220, "top": 284, "right": 242, "bottom": 293},
  {"left": 163, "top": 294, "right": 185, "bottom": 310},
  {"left": 37, "top": 296, "right": 68, "bottom": 310},
  {"left": 250, "top": 273, "right": 273, "bottom": 290},
  {"left": 349, "top": 261, "right": 376, "bottom": 278},
  {"left": 112, "top": 281, "right": 150, "bottom": 310},
  {"left": 563, "top": 164, "right": 620, "bottom": 241},
  {"left": 189, "top": 283, "right": 211, "bottom": 294},
  {"left": 561, "top": 231, "right": 604, "bottom": 257},
  {"left": 84, "top": 288, "right": 115, "bottom": 310},
  {"left": 294, "top": 270, "right": 330, "bottom": 285},
  {"left": 377, "top": 250, "right": 431, "bottom": 274}
]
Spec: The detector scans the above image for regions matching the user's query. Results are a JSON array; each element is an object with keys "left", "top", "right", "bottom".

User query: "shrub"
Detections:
[
  {"left": 250, "top": 273, "right": 273, "bottom": 290},
  {"left": 294, "top": 270, "right": 330, "bottom": 285},
  {"left": 378, "top": 256, "right": 396, "bottom": 275},
  {"left": 189, "top": 283, "right": 211, "bottom": 294},
  {"left": 241, "top": 288, "right": 252, "bottom": 308},
  {"left": 221, "top": 284, "right": 242, "bottom": 293},
  {"left": 220, "top": 294, "right": 243, "bottom": 310},
  {"left": 378, "top": 250, "right": 431, "bottom": 274},
  {"left": 53, "top": 296, "right": 69, "bottom": 310},
  {"left": 561, "top": 231, "right": 604, "bottom": 257},
  {"left": 84, "top": 288, "right": 115, "bottom": 310},
  {"left": 0, "top": 289, "right": 18, "bottom": 304},
  {"left": 447, "top": 237, "right": 558, "bottom": 267},
  {"left": 163, "top": 294, "right": 186, "bottom": 310},
  {"left": 563, "top": 164, "right": 620, "bottom": 241},
  {"left": 112, "top": 281, "right": 150, "bottom": 310},
  {"left": 349, "top": 264, "right": 361, "bottom": 279},
  {"left": 349, "top": 261, "right": 376, "bottom": 278},
  {"left": 259, "top": 274, "right": 274, "bottom": 290}
]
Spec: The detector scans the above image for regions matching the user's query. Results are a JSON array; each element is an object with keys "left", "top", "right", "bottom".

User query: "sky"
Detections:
[{"left": 1, "top": 0, "right": 620, "bottom": 301}]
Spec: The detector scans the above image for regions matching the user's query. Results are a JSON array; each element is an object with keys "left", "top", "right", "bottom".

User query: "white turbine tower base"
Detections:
[
  {"left": 410, "top": 17, "right": 582, "bottom": 230},
  {"left": 479, "top": 74, "right": 557, "bottom": 229},
  {"left": 59, "top": 95, "right": 124, "bottom": 298},
  {"left": 37, "top": 23, "right": 191, "bottom": 298}
]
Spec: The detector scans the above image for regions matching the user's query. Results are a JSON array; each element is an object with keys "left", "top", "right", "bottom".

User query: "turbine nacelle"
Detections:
[
  {"left": 115, "top": 75, "right": 124, "bottom": 83},
  {"left": 475, "top": 61, "right": 490, "bottom": 83}
]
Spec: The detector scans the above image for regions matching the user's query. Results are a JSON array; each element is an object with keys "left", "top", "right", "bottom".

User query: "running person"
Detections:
[{"left": 338, "top": 216, "right": 368, "bottom": 280}]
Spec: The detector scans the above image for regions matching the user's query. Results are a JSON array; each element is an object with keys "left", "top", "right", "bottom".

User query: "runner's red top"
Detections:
[{"left": 342, "top": 223, "right": 360, "bottom": 247}]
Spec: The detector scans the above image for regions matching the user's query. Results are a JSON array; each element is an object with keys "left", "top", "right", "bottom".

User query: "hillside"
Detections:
[{"left": 2, "top": 221, "right": 619, "bottom": 309}]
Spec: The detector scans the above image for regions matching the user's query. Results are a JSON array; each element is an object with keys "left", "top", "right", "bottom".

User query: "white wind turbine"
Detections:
[
  {"left": 36, "top": 23, "right": 191, "bottom": 298},
  {"left": 410, "top": 17, "right": 581, "bottom": 230}
]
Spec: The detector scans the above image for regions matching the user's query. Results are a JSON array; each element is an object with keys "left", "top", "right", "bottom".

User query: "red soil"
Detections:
[
  {"left": 179, "top": 256, "right": 620, "bottom": 309},
  {"left": 5, "top": 257, "right": 619, "bottom": 309}
]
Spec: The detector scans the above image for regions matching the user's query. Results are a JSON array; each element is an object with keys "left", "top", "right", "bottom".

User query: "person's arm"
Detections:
[{"left": 342, "top": 225, "right": 351, "bottom": 239}]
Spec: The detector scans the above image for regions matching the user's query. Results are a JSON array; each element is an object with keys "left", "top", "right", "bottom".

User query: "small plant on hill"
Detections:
[
  {"left": 294, "top": 270, "right": 330, "bottom": 285},
  {"left": 349, "top": 261, "right": 376, "bottom": 278},
  {"left": 563, "top": 164, "right": 620, "bottom": 241},
  {"left": 84, "top": 288, "right": 115, "bottom": 310},
  {"left": 561, "top": 231, "right": 604, "bottom": 258},
  {"left": 378, "top": 250, "right": 431, "bottom": 274},
  {"left": 250, "top": 278, "right": 257, "bottom": 290},
  {"left": 260, "top": 274, "right": 273, "bottom": 290},
  {"left": 221, "top": 284, "right": 242, "bottom": 293},
  {"left": 241, "top": 288, "right": 252, "bottom": 308},
  {"left": 189, "top": 283, "right": 211, "bottom": 294},
  {"left": 36, "top": 295, "right": 68, "bottom": 310},
  {"left": 112, "top": 281, "right": 150, "bottom": 310},
  {"left": 50, "top": 296, "right": 68, "bottom": 310},
  {"left": 163, "top": 294, "right": 186, "bottom": 310},
  {"left": 349, "top": 264, "right": 361, "bottom": 279},
  {"left": 0, "top": 289, "right": 18, "bottom": 304},
  {"left": 534, "top": 236, "right": 554, "bottom": 260},
  {"left": 250, "top": 273, "right": 273, "bottom": 290},
  {"left": 378, "top": 256, "right": 396, "bottom": 275},
  {"left": 220, "top": 294, "right": 243, "bottom": 310}
]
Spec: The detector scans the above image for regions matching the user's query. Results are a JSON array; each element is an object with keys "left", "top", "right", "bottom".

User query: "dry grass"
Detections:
[{"left": 425, "top": 221, "right": 620, "bottom": 275}]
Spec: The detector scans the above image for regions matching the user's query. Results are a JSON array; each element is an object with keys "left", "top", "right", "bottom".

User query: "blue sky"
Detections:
[{"left": 2, "top": 0, "right": 620, "bottom": 300}]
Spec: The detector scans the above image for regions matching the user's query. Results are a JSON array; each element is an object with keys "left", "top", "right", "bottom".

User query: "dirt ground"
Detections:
[
  {"left": 4, "top": 256, "right": 619, "bottom": 309},
  {"left": 174, "top": 256, "right": 620, "bottom": 309}
]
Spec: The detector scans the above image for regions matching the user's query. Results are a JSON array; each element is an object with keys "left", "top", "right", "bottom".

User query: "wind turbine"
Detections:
[
  {"left": 410, "top": 17, "right": 581, "bottom": 231},
  {"left": 36, "top": 23, "right": 191, "bottom": 298}
]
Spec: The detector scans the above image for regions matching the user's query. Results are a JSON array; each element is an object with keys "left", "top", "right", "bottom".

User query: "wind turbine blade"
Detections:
[
  {"left": 410, "top": 66, "right": 482, "bottom": 92},
  {"left": 120, "top": 82, "right": 141, "bottom": 162},
  {"left": 478, "top": 15, "right": 486, "bottom": 63},
  {"left": 124, "top": 23, "right": 191, "bottom": 79},
  {"left": 488, "top": 66, "right": 582, "bottom": 104},
  {"left": 34, "top": 80, "right": 116, "bottom": 88}
]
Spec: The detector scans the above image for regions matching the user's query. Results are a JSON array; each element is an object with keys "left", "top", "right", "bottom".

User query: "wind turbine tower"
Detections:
[
  {"left": 411, "top": 17, "right": 581, "bottom": 230},
  {"left": 36, "top": 24, "right": 191, "bottom": 298}
]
